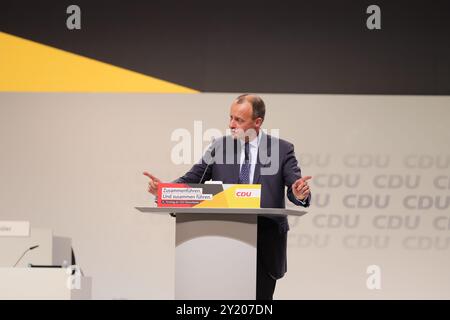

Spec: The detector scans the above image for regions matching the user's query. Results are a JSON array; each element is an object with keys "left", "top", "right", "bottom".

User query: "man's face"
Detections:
[{"left": 229, "top": 101, "right": 262, "bottom": 140}]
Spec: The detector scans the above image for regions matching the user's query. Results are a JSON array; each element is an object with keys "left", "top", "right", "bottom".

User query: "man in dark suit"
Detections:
[{"left": 144, "top": 94, "right": 311, "bottom": 300}]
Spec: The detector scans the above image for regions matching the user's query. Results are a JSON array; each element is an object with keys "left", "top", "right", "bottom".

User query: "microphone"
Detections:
[
  {"left": 13, "top": 245, "right": 39, "bottom": 267},
  {"left": 199, "top": 137, "right": 216, "bottom": 184}
]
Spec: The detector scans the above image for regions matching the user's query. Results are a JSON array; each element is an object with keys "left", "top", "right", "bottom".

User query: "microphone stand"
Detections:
[{"left": 13, "top": 245, "right": 39, "bottom": 267}]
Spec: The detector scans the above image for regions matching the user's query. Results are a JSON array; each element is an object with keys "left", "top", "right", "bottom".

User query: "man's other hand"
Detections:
[
  {"left": 143, "top": 171, "right": 162, "bottom": 196},
  {"left": 292, "top": 176, "right": 312, "bottom": 201}
]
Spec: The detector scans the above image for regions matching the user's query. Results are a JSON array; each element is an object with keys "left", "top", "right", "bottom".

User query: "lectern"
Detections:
[{"left": 135, "top": 207, "right": 307, "bottom": 300}]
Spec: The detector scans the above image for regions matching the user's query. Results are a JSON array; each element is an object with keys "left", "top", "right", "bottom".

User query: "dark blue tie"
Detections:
[{"left": 239, "top": 142, "right": 251, "bottom": 184}]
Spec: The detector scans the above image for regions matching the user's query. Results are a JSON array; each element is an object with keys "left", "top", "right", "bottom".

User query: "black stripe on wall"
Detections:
[{"left": 2, "top": 0, "right": 450, "bottom": 94}]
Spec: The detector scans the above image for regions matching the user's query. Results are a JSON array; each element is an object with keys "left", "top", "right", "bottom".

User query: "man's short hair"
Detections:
[{"left": 235, "top": 94, "right": 266, "bottom": 121}]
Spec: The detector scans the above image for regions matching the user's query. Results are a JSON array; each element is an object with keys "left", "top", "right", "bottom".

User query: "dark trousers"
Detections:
[
  {"left": 256, "top": 256, "right": 277, "bottom": 300},
  {"left": 256, "top": 217, "right": 285, "bottom": 300}
]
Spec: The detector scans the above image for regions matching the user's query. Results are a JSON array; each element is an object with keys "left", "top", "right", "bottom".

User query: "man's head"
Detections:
[{"left": 229, "top": 94, "right": 265, "bottom": 141}]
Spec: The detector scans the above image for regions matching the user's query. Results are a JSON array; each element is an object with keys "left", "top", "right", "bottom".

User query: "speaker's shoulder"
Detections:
[{"left": 263, "top": 134, "right": 293, "bottom": 149}]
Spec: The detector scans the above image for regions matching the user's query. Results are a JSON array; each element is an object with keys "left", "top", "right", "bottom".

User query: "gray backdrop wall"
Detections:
[{"left": 0, "top": 93, "right": 449, "bottom": 299}]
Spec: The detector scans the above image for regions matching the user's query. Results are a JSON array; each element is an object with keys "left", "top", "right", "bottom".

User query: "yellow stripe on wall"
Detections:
[{"left": 0, "top": 32, "right": 198, "bottom": 93}]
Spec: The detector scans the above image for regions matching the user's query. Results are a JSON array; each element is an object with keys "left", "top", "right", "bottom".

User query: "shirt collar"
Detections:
[{"left": 241, "top": 132, "right": 261, "bottom": 149}]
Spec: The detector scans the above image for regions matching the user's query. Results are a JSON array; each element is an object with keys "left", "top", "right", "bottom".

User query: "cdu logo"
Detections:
[{"left": 235, "top": 189, "right": 261, "bottom": 198}]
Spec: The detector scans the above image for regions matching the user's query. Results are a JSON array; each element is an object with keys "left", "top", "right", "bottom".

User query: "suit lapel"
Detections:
[
  {"left": 232, "top": 138, "right": 241, "bottom": 183},
  {"left": 253, "top": 132, "right": 270, "bottom": 184},
  {"left": 253, "top": 163, "right": 261, "bottom": 184}
]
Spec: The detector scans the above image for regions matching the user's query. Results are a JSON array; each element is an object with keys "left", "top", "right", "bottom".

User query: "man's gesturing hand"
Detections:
[
  {"left": 143, "top": 171, "right": 162, "bottom": 196},
  {"left": 292, "top": 176, "right": 312, "bottom": 201}
]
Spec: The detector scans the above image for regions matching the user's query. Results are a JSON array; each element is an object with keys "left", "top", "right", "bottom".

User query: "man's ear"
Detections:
[{"left": 255, "top": 117, "right": 263, "bottom": 128}]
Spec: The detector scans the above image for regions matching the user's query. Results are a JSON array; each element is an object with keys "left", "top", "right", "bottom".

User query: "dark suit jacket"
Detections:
[{"left": 174, "top": 132, "right": 310, "bottom": 279}]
